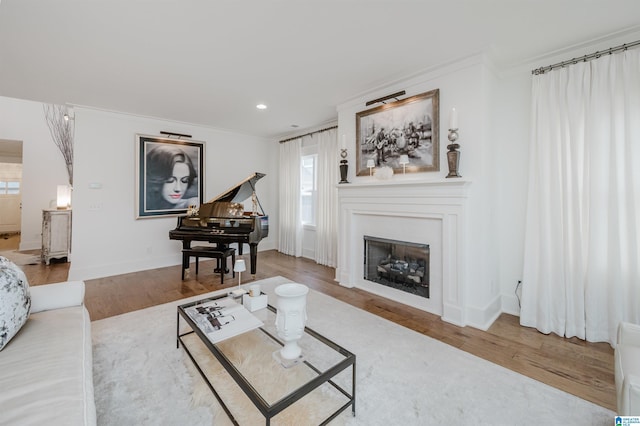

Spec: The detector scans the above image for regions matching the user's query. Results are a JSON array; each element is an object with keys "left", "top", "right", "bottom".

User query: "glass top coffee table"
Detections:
[{"left": 177, "top": 293, "right": 356, "bottom": 425}]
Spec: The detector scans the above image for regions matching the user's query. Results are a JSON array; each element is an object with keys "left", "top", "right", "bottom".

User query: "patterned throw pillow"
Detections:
[{"left": 0, "top": 256, "right": 31, "bottom": 351}]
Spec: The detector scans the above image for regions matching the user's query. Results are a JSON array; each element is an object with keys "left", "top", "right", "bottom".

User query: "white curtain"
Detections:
[
  {"left": 314, "top": 128, "right": 339, "bottom": 267},
  {"left": 521, "top": 49, "right": 640, "bottom": 345},
  {"left": 278, "top": 138, "right": 302, "bottom": 257}
]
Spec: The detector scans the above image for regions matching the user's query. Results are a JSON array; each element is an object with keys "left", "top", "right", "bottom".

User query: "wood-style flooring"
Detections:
[{"left": 5, "top": 234, "right": 614, "bottom": 412}]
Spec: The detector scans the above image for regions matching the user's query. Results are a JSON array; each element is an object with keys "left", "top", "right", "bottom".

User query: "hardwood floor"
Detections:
[{"left": 12, "top": 241, "right": 615, "bottom": 412}]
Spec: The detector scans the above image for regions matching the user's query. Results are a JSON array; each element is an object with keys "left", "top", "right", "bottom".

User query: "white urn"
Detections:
[{"left": 274, "top": 283, "right": 309, "bottom": 360}]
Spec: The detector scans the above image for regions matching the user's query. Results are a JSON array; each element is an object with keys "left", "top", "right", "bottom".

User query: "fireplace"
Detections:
[
  {"left": 337, "top": 179, "right": 470, "bottom": 325},
  {"left": 364, "top": 236, "right": 430, "bottom": 298}
]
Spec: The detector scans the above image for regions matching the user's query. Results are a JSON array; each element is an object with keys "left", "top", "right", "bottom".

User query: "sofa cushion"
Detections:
[
  {"left": 0, "top": 256, "right": 31, "bottom": 351},
  {"left": 0, "top": 305, "right": 96, "bottom": 425}
]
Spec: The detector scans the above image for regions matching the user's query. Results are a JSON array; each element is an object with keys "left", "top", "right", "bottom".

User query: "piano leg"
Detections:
[
  {"left": 249, "top": 243, "right": 258, "bottom": 276},
  {"left": 182, "top": 240, "right": 192, "bottom": 279}
]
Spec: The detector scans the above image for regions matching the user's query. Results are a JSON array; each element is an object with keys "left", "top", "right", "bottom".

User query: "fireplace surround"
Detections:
[{"left": 337, "top": 179, "right": 470, "bottom": 326}]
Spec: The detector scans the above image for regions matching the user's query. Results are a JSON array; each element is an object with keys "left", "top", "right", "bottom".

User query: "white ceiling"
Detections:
[{"left": 1, "top": 0, "right": 639, "bottom": 139}]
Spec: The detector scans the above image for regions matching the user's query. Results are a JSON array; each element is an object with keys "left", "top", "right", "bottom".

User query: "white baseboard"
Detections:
[
  {"left": 19, "top": 238, "right": 41, "bottom": 251},
  {"left": 465, "top": 295, "right": 502, "bottom": 331}
]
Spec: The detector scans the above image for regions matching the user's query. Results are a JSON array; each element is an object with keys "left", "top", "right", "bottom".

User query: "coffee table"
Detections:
[{"left": 177, "top": 294, "right": 356, "bottom": 425}]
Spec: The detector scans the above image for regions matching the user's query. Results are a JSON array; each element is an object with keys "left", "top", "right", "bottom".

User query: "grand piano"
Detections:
[{"left": 169, "top": 172, "right": 269, "bottom": 275}]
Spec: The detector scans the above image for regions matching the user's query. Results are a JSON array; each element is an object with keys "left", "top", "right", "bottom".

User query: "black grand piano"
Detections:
[{"left": 169, "top": 172, "right": 269, "bottom": 275}]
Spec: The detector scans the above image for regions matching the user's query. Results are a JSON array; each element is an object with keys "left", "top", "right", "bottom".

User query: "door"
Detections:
[{"left": 0, "top": 162, "right": 23, "bottom": 234}]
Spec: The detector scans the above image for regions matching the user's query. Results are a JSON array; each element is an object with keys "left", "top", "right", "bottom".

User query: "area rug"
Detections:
[
  {"left": 0, "top": 250, "right": 40, "bottom": 266},
  {"left": 92, "top": 276, "right": 615, "bottom": 425}
]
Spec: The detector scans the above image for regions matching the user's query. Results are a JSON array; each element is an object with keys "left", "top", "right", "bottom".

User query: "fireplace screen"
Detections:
[{"left": 363, "top": 235, "right": 430, "bottom": 298}]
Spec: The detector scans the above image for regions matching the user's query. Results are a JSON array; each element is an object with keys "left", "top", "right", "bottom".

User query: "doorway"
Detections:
[{"left": 0, "top": 139, "right": 23, "bottom": 250}]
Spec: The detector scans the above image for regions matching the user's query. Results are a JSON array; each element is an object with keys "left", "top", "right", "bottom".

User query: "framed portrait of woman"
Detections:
[{"left": 135, "top": 134, "right": 205, "bottom": 219}]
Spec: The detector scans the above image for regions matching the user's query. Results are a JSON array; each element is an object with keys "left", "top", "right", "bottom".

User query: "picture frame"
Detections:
[
  {"left": 135, "top": 134, "right": 205, "bottom": 219},
  {"left": 356, "top": 89, "right": 439, "bottom": 176}
]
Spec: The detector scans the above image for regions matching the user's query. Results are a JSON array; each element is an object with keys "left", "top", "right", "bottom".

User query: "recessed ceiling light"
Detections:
[
  {"left": 290, "top": 124, "right": 299, "bottom": 128},
  {"left": 256, "top": 104, "right": 267, "bottom": 110}
]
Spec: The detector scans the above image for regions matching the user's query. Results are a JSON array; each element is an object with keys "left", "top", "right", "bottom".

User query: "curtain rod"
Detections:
[
  {"left": 279, "top": 125, "right": 338, "bottom": 144},
  {"left": 532, "top": 39, "right": 640, "bottom": 75}
]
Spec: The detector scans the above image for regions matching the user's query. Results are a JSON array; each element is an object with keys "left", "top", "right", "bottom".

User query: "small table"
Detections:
[{"left": 177, "top": 294, "right": 356, "bottom": 425}]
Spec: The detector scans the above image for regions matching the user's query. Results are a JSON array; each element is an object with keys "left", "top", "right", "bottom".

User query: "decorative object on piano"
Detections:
[
  {"left": 227, "top": 202, "right": 244, "bottom": 216},
  {"left": 446, "top": 107, "right": 462, "bottom": 178},
  {"left": 136, "top": 134, "right": 205, "bottom": 219},
  {"left": 230, "top": 259, "right": 247, "bottom": 297},
  {"left": 186, "top": 204, "right": 199, "bottom": 217},
  {"left": 366, "top": 159, "right": 375, "bottom": 176},
  {"left": 169, "top": 173, "right": 269, "bottom": 276},
  {"left": 251, "top": 192, "right": 259, "bottom": 215},
  {"left": 273, "top": 283, "right": 309, "bottom": 367},
  {"left": 356, "top": 89, "right": 439, "bottom": 176}
]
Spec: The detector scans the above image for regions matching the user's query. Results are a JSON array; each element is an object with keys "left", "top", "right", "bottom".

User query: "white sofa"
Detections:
[
  {"left": 0, "top": 281, "right": 96, "bottom": 425},
  {"left": 615, "top": 321, "right": 640, "bottom": 416}
]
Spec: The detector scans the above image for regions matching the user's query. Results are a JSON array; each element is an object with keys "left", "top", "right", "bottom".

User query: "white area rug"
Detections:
[
  {"left": 0, "top": 250, "right": 40, "bottom": 266},
  {"left": 92, "top": 276, "right": 615, "bottom": 425}
]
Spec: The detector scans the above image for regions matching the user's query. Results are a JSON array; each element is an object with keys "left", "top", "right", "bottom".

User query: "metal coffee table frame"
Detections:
[{"left": 177, "top": 294, "right": 356, "bottom": 425}]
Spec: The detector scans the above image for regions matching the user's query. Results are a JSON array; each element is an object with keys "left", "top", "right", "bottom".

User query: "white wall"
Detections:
[
  {"left": 493, "top": 71, "right": 531, "bottom": 315},
  {"left": 0, "top": 97, "right": 69, "bottom": 249},
  {"left": 67, "top": 107, "right": 278, "bottom": 280}
]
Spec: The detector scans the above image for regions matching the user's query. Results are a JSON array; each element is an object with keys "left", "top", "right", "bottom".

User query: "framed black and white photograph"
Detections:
[
  {"left": 356, "top": 89, "right": 439, "bottom": 176},
  {"left": 135, "top": 134, "right": 205, "bottom": 219}
]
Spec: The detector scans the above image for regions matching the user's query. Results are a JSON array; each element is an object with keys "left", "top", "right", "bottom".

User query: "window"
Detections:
[
  {"left": 0, "top": 181, "right": 20, "bottom": 195},
  {"left": 300, "top": 154, "right": 317, "bottom": 226}
]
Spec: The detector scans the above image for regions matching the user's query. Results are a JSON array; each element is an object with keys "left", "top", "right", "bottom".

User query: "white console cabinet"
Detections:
[{"left": 42, "top": 209, "right": 71, "bottom": 265}]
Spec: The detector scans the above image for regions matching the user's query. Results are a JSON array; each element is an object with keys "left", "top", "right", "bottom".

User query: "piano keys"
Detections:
[{"left": 169, "top": 172, "right": 269, "bottom": 276}]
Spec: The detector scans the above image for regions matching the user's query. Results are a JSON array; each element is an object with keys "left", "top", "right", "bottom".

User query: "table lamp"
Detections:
[
  {"left": 231, "top": 259, "right": 247, "bottom": 297},
  {"left": 366, "top": 159, "right": 375, "bottom": 176},
  {"left": 399, "top": 155, "right": 409, "bottom": 174}
]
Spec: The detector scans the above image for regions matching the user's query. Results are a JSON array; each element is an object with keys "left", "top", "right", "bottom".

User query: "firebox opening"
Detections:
[{"left": 363, "top": 235, "right": 430, "bottom": 299}]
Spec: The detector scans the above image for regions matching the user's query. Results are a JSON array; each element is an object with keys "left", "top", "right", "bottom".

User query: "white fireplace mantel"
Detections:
[
  {"left": 336, "top": 178, "right": 471, "bottom": 326},
  {"left": 338, "top": 177, "right": 470, "bottom": 193}
]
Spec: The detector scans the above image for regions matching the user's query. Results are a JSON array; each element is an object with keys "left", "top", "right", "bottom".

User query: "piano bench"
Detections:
[{"left": 182, "top": 246, "right": 236, "bottom": 283}]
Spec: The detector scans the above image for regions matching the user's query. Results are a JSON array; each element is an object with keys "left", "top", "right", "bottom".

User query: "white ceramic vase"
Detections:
[{"left": 275, "top": 283, "right": 309, "bottom": 360}]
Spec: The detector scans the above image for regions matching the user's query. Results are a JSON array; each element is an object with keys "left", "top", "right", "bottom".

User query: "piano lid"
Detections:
[{"left": 208, "top": 172, "right": 266, "bottom": 204}]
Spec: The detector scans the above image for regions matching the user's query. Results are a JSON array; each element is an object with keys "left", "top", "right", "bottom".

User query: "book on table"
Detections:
[{"left": 184, "top": 297, "right": 264, "bottom": 344}]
